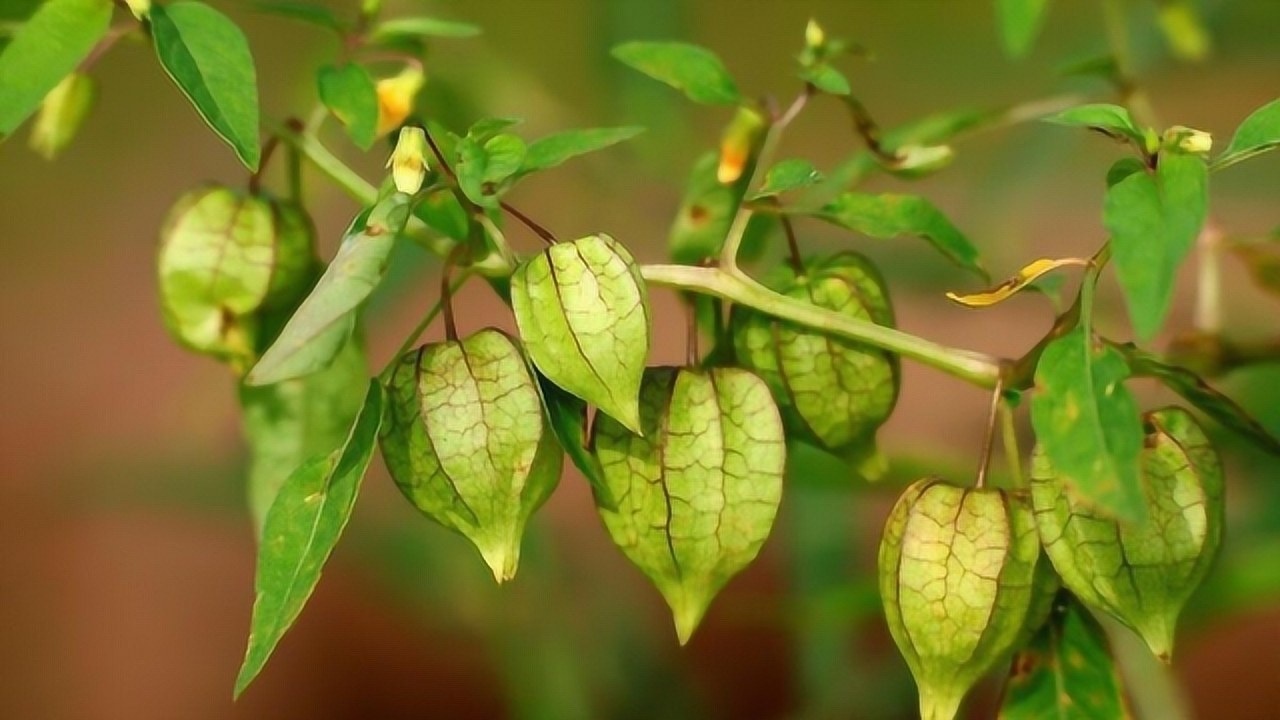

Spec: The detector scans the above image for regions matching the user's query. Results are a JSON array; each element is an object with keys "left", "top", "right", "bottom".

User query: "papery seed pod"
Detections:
[
  {"left": 30, "top": 72, "right": 95, "bottom": 160},
  {"left": 512, "top": 234, "right": 651, "bottom": 434},
  {"left": 379, "top": 328, "right": 562, "bottom": 583},
  {"left": 732, "top": 252, "right": 899, "bottom": 462},
  {"left": 1030, "top": 406, "right": 1224, "bottom": 661},
  {"left": 157, "top": 186, "right": 316, "bottom": 365},
  {"left": 879, "top": 480, "right": 1044, "bottom": 720},
  {"left": 592, "top": 367, "right": 785, "bottom": 644}
]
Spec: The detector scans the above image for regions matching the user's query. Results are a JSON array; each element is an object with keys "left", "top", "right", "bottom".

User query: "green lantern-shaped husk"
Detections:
[
  {"left": 157, "top": 186, "right": 316, "bottom": 367},
  {"left": 1030, "top": 405, "right": 1224, "bottom": 661},
  {"left": 732, "top": 252, "right": 899, "bottom": 471},
  {"left": 511, "top": 234, "right": 651, "bottom": 434},
  {"left": 379, "top": 328, "right": 563, "bottom": 583},
  {"left": 879, "top": 479, "right": 1045, "bottom": 720},
  {"left": 592, "top": 366, "right": 786, "bottom": 644}
]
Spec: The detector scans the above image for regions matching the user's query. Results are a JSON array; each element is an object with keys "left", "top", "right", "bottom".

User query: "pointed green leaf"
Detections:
[
  {"left": 29, "top": 71, "right": 95, "bottom": 159},
  {"left": 248, "top": 194, "right": 413, "bottom": 385},
  {"left": 250, "top": 0, "right": 345, "bottom": 32},
  {"left": 456, "top": 133, "right": 526, "bottom": 207},
  {"left": 799, "top": 63, "right": 850, "bottom": 95},
  {"left": 1031, "top": 407, "right": 1225, "bottom": 660},
  {"left": 370, "top": 16, "right": 482, "bottom": 42},
  {"left": 531, "top": 369, "right": 616, "bottom": 510},
  {"left": 997, "top": 0, "right": 1051, "bottom": 58},
  {"left": 1030, "top": 326, "right": 1145, "bottom": 520},
  {"left": 240, "top": 335, "right": 368, "bottom": 534},
  {"left": 1104, "top": 151, "right": 1208, "bottom": 340},
  {"left": 512, "top": 235, "right": 651, "bottom": 433},
  {"left": 999, "top": 594, "right": 1131, "bottom": 720},
  {"left": 1115, "top": 343, "right": 1280, "bottom": 455},
  {"left": 1213, "top": 98, "right": 1280, "bottom": 170},
  {"left": 234, "top": 380, "right": 383, "bottom": 697},
  {"left": 747, "top": 158, "right": 825, "bottom": 201},
  {"left": 879, "top": 481, "right": 1044, "bottom": 720},
  {"left": 592, "top": 367, "right": 786, "bottom": 643},
  {"left": 466, "top": 116, "right": 522, "bottom": 141},
  {"left": 521, "top": 126, "right": 645, "bottom": 174},
  {"left": 0, "top": 0, "right": 110, "bottom": 137},
  {"left": 1043, "top": 103, "right": 1143, "bottom": 144},
  {"left": 814, "top": 192, "right": 987, "bottom": 279},
  {"left": 317, "top": 63, "right": 378, "bottom": 150},
  {"left": 152, "top": 2, "right": 261, "bottom": 170},
  {"left": 611, "top": 41, "right": 742, "bottom": 105},
  {"left": 379, "top": 330, "right": 562, "bottom": 582}
]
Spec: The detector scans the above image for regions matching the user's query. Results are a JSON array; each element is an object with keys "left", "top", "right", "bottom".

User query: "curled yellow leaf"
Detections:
[{"left": 946, "top": 257, "right": 1089, "bottom": 308}]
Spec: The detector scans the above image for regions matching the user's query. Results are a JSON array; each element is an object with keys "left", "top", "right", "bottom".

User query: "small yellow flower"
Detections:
[
  {"left": 805, "top": 19, "right": 826, "bottom": 50},
  {"left": 387, "top": 126, "right": 429, "bottom": 194},
  {"left": 717, "top": 106, "right": 766, "bottom": 185},
  {"left": 1165, "top": 125, "right": 1212, "bottom": 155},
  {"left": 376, "top": 67, "right": 426, "bottom": 137}
]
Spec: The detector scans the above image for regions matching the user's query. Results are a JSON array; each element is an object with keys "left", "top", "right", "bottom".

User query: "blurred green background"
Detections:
[{"left": 1, "top": 0, "right": 1278, "bottom": 718}]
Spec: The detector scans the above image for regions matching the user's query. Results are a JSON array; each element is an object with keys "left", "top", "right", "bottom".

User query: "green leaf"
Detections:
[
  {"left": 1155, "top": 0, "right": 1210, "bottom": 62},
  {"left": 1030, "top": 326, "right": 1145, "bottom": 520},
  {"left": 0, "top": 0, "right": 111, "bottom": 137},
  {"left": 1031, "top": 407, "right": 1224, "bottom": 660},
  {"left": 815, "top": 192, "right": 987, "bottom": 279},
  {"left": 466, "top": 116, "right": 522, "bottom": 141},
  {"left": 748, "top": 158, "right": 824, "bottom": 201},
  {"left": 380, "top": 330, "right": 561, "bottom": 582},
  {"left": 799, "top": 63, "right": 850, "bottom": 95},
  {"left": 1213, "top": 98, "right": 1280, "bottom": 170},
  {"left": 370, "top": 16, "right": 482, "bottom": 42},
  {"left": 611, "top": 41, "right": 741, "bottom": 105},
  {"left": 511, "top": 235, "right": 651, "bottom": 433},
  {"left": 1043, "top": 103, "right": 1143, "bottom": 144},
  {"left": 1105, "top": 156, "right": 1146, "bottom": 188},
  {"left": 250, "top": 0, "right": 344, "bottom": 32},
  {"left": 234, "top": 380, "right": 384, "bottom": 697},
  {"left": 999, "top": 594, "right": 1131, "bottom": 719},
  {"left": 1104, "top": 151, "right": 1208, "bottom": 340},
  {"left": 531, "top": 370, "right": 616, "bottom": 510},
  {"left": 152, "top": 1, "right": 262, "bottom": 170},
  {"left": 239, "top": 335, "right": 368, "bottom": 533},
  {"left": 668, "top": 151, "right": 752, "bottom": 264},
  {"left": 317, "top": 63, "right": 378, "bottom": 150},
  {"left": 29, "top": 71, "right": 94, "bottom": 159},
  {"left": 997, "top": 0, "right": 1051, "bottom": 58},
  {"left": 592, "top": 367, "right": 786, "bottom": 644},
  {"left": 521, "top": 126, "right": 645, "bottom": 174},
  {"left": 1115, "top": 343, "right": 1280, "bottom": 455},
  {"left": 456, "top": 133, "right": 527, "bottom": 207},
  {"left": 248, "top": 194, "right": 413, "bottom": 385}
]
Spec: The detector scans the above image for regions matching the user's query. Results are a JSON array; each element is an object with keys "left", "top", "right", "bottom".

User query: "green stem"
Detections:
[
  {"left": 1001, "top": 401, "right": 1024, "bottom": 488},
  {"left": 642, "top": 264, "right": 1004, "bottom": 387}
]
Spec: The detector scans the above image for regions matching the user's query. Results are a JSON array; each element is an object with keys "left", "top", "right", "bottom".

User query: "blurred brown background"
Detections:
[{"left": 2, "top": 0, "right": 1279, "bottom": 718}]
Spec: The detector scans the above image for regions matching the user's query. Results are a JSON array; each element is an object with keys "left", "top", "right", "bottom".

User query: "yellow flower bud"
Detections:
[
  {"left": 124, "top": 0, "right": 151, "bottom": 20},
  {"left": 805, "top": 19, "right": 826, "bottom": 49},
  {"left": 717, "top": 106, "right": 766, "bottom": 184},
  {"left": 30, "top": 73, "right": 95, "bottom": 160},
  {"left": 1164, "top": 125, "right": 1212, "bottom": 155},
  {"left": 387, "top": 126, "right": 429, "bottom": 194},
  {"left": 375, "top": 67, "right": 426, "bottom": 137}
]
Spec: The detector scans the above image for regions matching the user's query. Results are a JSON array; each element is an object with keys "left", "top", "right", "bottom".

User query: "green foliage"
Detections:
[
  {"left": 151, "top": 2, "right": 261, "bottom": 170},
  {"left": 592, "top": 367, "right": 785, "bottom": 644},
  {"left": 29, "top": 71, "right": 94, "bottom": 159},
  {"left": 1104, "top": 150, "right": 1208, "bottom": 340},
  {"left": 249, "top": 193, "right": 413, "bottom": 384},
  {"left": 250, "top": 0, "right": 344, "bottom": 32},
  {"left": 234, "top": 380, "right": 384, "bottom": 698},
  {"left": 1044, "top": 103, "right": 1144, "bottom": 145},
  {"left": 997, "top": 0, "right": 1051, "bottom": 58},
  {"left": 456, "top": 132, "right": 526, "bottom": 207},
  {"left": 369, "top": 17, "right": 482, "bottom": 42},
  {"left": 748, "top": 158, "right": 825, "bottom": 201},
  {"left": 1030, "top": 325, "right": 1145, "bottom": 520},
  {"left": 521, "top": 126, "right": 646, "bottom": 174},
  {"left": 999, "top": 594, "right": 1131, "bottom": 719},
  {"left": 317, "top": 63, "right": 378, "bottom": 149},
  {"left": 813, "top": 192, "right": 987, "bottom": 279},
  {"left": 611, "top": 41, "right": 742, "bottom": 105},
  {"left": 1215, "top": 97, "right": 1280, "bottom": 170},
  {"left": 0, "top": 0, "right": 110, "bottom": 137},
  {"left": 511, "top": 235, "right": 651, "bottom": 433}
]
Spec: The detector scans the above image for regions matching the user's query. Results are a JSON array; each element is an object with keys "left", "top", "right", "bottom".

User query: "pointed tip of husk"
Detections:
[
  {"left": 919, "top": 686, "right": 965, "bottom": 720},
  {"left": 1139, "top": 616, "right": 1177, "bottom": 664},
  {"left": 671, "top": 596, "right": 709, "bottom": 646},
  {"left": 478, "top": 541, "right": 520, "bottom": 585}
]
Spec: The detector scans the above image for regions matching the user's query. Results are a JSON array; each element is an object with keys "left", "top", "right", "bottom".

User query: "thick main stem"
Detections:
[{"left": 642, "top": 264, "right": 1004, "bottom": 387}]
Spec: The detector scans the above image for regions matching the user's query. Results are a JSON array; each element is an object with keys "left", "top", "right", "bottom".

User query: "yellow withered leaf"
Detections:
[{"left": 946, "top": 257, "right": 1089, "bottom": 308}]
